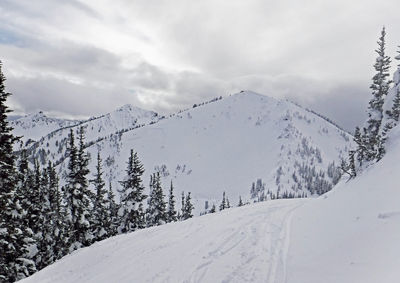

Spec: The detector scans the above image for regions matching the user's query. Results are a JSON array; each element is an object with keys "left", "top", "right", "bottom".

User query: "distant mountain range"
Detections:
[{"left": 12, "top": 91, "right": 353, "bottom": 212}]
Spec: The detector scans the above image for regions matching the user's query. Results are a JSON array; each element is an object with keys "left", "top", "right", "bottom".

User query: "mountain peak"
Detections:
[
  {"left": 229, "top": 90, "right": 279, "bottom": 103},
  {"left": 112, "top": 104, "right": 157, "bottom": 117}
]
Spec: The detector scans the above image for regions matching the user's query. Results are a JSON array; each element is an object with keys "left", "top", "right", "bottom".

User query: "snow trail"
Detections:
[{"left": 21, "top": 199, "right": 306, "bottom": 283}]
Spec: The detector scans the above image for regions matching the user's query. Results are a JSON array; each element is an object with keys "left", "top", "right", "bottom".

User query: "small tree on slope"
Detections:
[
  {"left": 118, "top": 149, "right": 146, "bottom": 233},
  {"left": 182, "top": 192, "right": 194, "bottom": 220},
  {"left": 167, "top": 180, "right": 178, "bottom": 223},
  {"left": 146, "top": 172, "right": 167, "bottom": 227}
]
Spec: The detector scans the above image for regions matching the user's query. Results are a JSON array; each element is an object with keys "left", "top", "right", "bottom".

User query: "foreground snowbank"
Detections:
[
  {"left": 20, "top": 199, "right": 305, "bottom": 283},
  {"left": 287, "top": 128, "right": 400, "bottom": 283}
]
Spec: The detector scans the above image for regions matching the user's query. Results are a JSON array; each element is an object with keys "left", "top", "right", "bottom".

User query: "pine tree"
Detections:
[
  {"left": 146, "top": 172, "right": 167, "bottom": 227},
  {"left": 209, "top": 204, "right": 216, "bottom": 213},
  {"left": 180, "top": 191, "right": 185, "bottom": 220},
  {"left": 106, "top": 182, "right": 118, "bottom": 237},
  {"left": 353, "top": 127, "right": 364, "bottom": 166},
  {"left": 382, "top": 46, "right": 400, "bottom": 136},
  {"left": 391, "top": 89, "right": 400, "bottom": 122},
  {"left": 238, "top": 196, "right": 243, "bottom": 207},
  {"left": 35, "top": 165, "right": 59, "bottom": 270},
  {"left": 46, "top": 162, "right": 67, "bottom": 261},
  {"left": 364, "top": 27, "right": 392, "bottom": 161},
  {"left": 64, "top": 127, "right": 92, "bottom": 252},
  {"left": 182, "top": 192, "right": 194, "bottom": 220},
  {"left": 91, "top": 152, "right": 109, "bottom": 241},
  {"left": 0, "top": 61, "right": 36, "bottom": 282},
  {"left": 166, "top": 180, "right": 177, "bottom": 223},
  {"left": 391, "top": 45, "right": 400, "bottom": 120},
  {"left": 118, "top": 149, "right": 147, "bottom": 233},
  {"left": 348, "top": 151, "right": 357, "bottom": 178},
  {"left": 219, "top": 191, "right": 226, "bottom": 211}
]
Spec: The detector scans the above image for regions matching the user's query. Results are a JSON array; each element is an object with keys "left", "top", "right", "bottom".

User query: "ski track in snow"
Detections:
[
  {"left": 21, "top": 199, "right": 306, "bottom": 283},
  {"left": 184, "top": 200, "right": 304, "bottom": 283}
]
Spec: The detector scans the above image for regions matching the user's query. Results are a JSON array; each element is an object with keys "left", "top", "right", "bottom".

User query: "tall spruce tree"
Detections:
[
  {"left": 146, "top": 172, "right": 167, "bottom": 227},
  {"left": 118, "top": 149, "right": 146, "bottom": 233},
  {"left": 91, "top": 152, "right": 109, "bottom": 241},
  {"left": 46, "top": 162, "right": 67, "bottom": 261},
  {"left": 64, "top": 127, "right": 92, "bottom": 252},
  {"left": 364, "top": 27, "right": 392, "bottom": 161},
  {"left": 0, "top": 61, "right": 36, "bottom": 282},
  {"left": 166, "top": 180, "right": 177, "bottom": 223}
]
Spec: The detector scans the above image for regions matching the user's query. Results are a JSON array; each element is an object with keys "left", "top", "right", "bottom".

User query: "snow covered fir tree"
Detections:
[{"left": 0, "top": 61, "right": 36, "bottom": 282}]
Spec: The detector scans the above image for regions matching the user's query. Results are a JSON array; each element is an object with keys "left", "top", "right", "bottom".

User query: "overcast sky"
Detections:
[{"left": 1, "top": 0, "right": 399, "bottom": 131}]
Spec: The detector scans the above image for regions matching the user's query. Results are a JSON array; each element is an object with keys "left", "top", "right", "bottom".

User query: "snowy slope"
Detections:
[
  {"left": 10, "top": 111, "right": 80, "bottom": 145},
  {"left": 286, "top": 125, "right": 400, "bottom": 283},
  {"left": 57, "top": 91, "right": 351, "bottom": 212},
  {"left": 20, "top": 122, "right": 400, "bottom": 283},
  {"left": 20, "top": 199, "right": 306, "bottom": 283}
]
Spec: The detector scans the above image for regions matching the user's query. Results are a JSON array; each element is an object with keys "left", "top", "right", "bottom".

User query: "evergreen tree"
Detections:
[
  {"left": 353, "top": 127, "right": 365, "bottom": 166},
  {"left": 166, "top": 180, "right": 177, "bottom": 223},
  {"left": 0, "top": 61, "right": 36, "bottom": 282},
  {"left": 118, "top": 149, "right": 146, "bottom": 233},
  {"left": 180, "top": 191, "right": 185, "bottom": 220},
  {"left": 348, "top": 151, "right": 357, "bottom": 178},
  {"left": 364, "top": 27, "right": 392, "bottom": 161},
  {"left": 238, "top": 196, "right": 244, "bottom": 207},
  {"left": 46, "top": 162, "right": 67, "bottom": 261},
  {"left": 382, "top": 46, "right": 400, "bottom": 136},
  {"left": 390, "top": 89, "right": 400, "bottom": 122},
  {"left": 64, "top": 127, "right": 92, "bottom": 252},
  {"left": 91, "top": 152, "right": 109, "bottom": 241},
  {"left": 182, "top": 192, "right": 194, "bottom": 220},
  {"left": 35, "top": 165, "right": 60, "bottom": 270},
  {"left": 146, "top": 172, "right": 167, "bottom": 227},
  {"left": 209, "top": 204, "right": 216, "bottom": 213},
  {"left": 106, "top": 182, "right": 118, "bottom": 236},
  {"left": 219, "top": 191, "right": 226, "bottom": 211}
]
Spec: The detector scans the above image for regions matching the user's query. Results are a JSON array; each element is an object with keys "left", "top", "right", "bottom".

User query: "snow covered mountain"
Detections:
[
  {"left": 11, "top": 111, "right": 80, "bottom": 145},
  {"left": 25, "top": 91, "right": 352, "bottom": 212},
  {"left": 19, "top": 124, "right": 400, "bottom": 282},
  {"left": 25, "top": 104, "right": 160, "bottom": 166}
]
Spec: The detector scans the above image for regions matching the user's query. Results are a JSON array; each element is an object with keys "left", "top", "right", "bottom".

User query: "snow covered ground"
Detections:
[
  {"left": 287, "top": 126, "right": 400, "bottom": 283},
  {"left": 20, "top": 199, "right": 306, "bottom": 283},
  {"left": 20, "top": 125, "right": 400, "bottom": 283}
]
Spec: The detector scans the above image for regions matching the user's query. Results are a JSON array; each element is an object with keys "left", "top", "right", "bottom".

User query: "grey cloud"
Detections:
[{"left": 1, "top": 0, "right": 400, "bottom": 131}]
